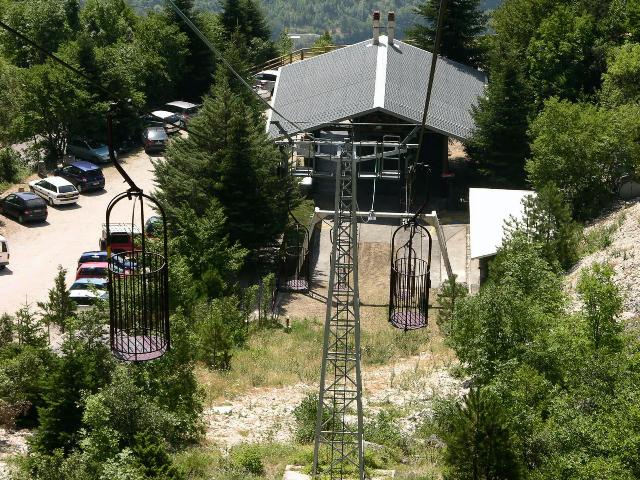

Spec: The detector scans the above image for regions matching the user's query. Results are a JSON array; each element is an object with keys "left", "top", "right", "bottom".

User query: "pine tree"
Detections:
[
  {"left": 442, "top": 388, "right": 523, "bottom": 479},
  {"left": 132, "top": 432, "right": 183, "bottom": 480},
  {"left": 221, "top": 0, "right": 271, "bottom": 42},
  {"left": 38, "top": 265, "right": 75, "bottom": 334},
  {"left": 32, "top": 336, "right": 111, "bottom": 454},
  {"left": 465, "top": 48, "right": 533, "bottom": 185},
  {"left": 313, "top": 31, "right": 333, "bottom": 49},
  {"left": 154, "top": 74, "right": 290, "bottom": 254},
  {"left": 15, "top": 302, "right": 47, "bottom": 348},
  {"left": 505, "top": 183, "right": 580, "bottom": 271},
  {"left": 163, "top": 0, "right": 216, "bottom": 100},
  {"left": 406, "top": 0, "right": 488, "bottom": 67}
]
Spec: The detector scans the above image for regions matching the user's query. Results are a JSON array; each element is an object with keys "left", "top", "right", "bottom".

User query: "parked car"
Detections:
[
  {"left": 0, "top": 235, "right": 8, "bottom": 270},
  {"left": 69, "top": 278, "right": 109, "bottom": 310},
  {"left": 145, "top": 111, "right": 182, "bottom": 134},
  {"left": 76, "top": 262, "right": 109, "bottom": 280},
  {"left": 99, "top": 223, "right": 141, "bottom": 253},
  {"left": 0, "top": 192, "right": 48, "bottom": 223},
  {"left": 78, "top": 250, "right": 136, "bottom": 271},
  {"left": 145, "top": 215, "right": 164, "bottom": 237},
  {"left": 29, "top": 177, "right": 79, "bottom": 206},
  {"left": 141, "top": 127, "right": 169, "bottom": 154},
  {"left": 254, "top": 70, "right": 278, "bottom": 94},
  {"left": 165, "top": 101, "right": 201, "bottom": 126},
  {"left": 67, "top": 139, "right": 115, "bottom": 164},
  {"left": 54, "top": 161, "right": 105, "bottom": 192},
  {"left": 78, "top": 251, "right": 108, "bottom": 268}
]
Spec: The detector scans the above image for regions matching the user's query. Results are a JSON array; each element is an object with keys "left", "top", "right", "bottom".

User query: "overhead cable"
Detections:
[
  {"left": 0, "top": 19, "right": 208, "bottom": 142},
  {"left": 409, "top": 0, "right": 448, "bottom": 215},
  {"left": 165, "top": 0, "right": 307, "bottom": 134}
]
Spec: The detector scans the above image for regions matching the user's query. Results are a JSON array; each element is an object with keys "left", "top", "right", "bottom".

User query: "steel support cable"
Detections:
[
  {"left": 0, "top": 19, "right": 209, "bottom": 148},
  {"left": 165, "top": 0, "right": 307, "bottom": 135},
  {"left": 408, "top": 0, "right": 448, "bottom": 213}
]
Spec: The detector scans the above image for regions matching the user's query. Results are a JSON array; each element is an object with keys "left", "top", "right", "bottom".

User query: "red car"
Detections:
[
  {"left": 76, "top": 262, "right": 109, "bottom": 280},
  {"left": 99, "top": 223, "right": 141, "bottom": 253}
]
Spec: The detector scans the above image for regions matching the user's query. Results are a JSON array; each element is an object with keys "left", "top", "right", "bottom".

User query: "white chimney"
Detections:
[
  {"left": 388, "top": 11, "right": 396, "bottom": 45},
  {"left": 373, "top": 11, "right": 381, "bottom": 45}
]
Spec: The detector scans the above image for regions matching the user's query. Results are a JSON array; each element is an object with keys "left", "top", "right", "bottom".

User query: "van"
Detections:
[
  {"left": 0, "top": 235, "right": 8, "bottom": 270},
  {"left": 165, "top": 101, "right": 201, "bottom": 126},
  {"left": 100, "top": 223, "right": 142, "bottom": 253},
  {"left": 146, "top": 111, "right": 182, "bottom": 135}
]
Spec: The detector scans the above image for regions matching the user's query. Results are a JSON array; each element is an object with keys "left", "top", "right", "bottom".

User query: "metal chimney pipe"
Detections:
[
  {"left": 373, "top": 11, "right": 381, "bottom": 45},
  {"left": 388, "top": 11, "right": 396, "bottom": 45}
]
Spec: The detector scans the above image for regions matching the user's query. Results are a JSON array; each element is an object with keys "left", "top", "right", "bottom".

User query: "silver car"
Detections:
[{"left": 67, "top": 139, "right": 115, "bottom": 164}]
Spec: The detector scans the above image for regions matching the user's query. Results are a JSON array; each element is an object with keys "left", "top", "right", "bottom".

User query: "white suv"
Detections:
[
  {"left": 29, "top": 176, "right": 79, "bottom": 206},
  {"left": 0, "top": 235, "right": 8, "bottom": 270}
]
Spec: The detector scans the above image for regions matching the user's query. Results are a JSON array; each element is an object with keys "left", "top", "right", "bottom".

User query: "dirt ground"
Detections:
[
  {"left": 0, "top": 148, "right": 158, "bottom": 316},
  {"left": 204, "top": 348, "right": 462, "bottom": 448}
]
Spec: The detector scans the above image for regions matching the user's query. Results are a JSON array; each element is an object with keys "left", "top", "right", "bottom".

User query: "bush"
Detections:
[
  {"left": 0, "top": 147, "right": 23, "bottom": 185},
  {"left": 577, "top": 263, "right": 623, "bottom": 350},
  {"left": 229, "top": 445, "right": 265, "bottom": 476},
  {"left": 364, "top": 410, "right": 408, "bottom": 453},
  {"left": 193, "top": 297, "right": 247, "bottom": 370},
  {"left": 293, "top": 393, "right": 319, "bottom": 444}
]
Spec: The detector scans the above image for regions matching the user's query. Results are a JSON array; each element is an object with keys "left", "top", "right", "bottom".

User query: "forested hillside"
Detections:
[{"left": 126, "top": 0, "right": 502, "bottom": 43}]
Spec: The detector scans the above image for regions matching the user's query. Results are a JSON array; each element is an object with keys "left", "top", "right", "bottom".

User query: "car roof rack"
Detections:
[{"left": 102, "top": 223, "right": 142, "bottom": 234}]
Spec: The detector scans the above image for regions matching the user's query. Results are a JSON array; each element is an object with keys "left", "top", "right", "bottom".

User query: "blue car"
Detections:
[{"left": 54, "top": 161, "right": 105, "bottom": 192}]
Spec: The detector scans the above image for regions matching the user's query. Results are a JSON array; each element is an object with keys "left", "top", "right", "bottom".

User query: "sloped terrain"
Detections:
[{"left": 567, "top": 200, "right": 640, "bottom": 318}]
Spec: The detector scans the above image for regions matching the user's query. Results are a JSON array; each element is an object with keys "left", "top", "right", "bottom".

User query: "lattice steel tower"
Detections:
[{"left": 313, "top": 141, "right": 365, "bottom": 479}]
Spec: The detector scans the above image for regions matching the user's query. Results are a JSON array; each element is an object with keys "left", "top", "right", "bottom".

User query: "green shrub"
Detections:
[
  {"left": 579, "top": 213, "right": 626, "bottom": 257},
  {"left": 364, "top": 410, "right": 408, "bottom": 453},
  {"left": 293, "top": 393, "right": 320, "bottom": 444},
  {"left": 0, "top": 147, "right": 23, "bottom": 185},
  {"left": 436, "top": 275, "right": 467, "bottom": 336},
  {"left": 229, "top": 445, "right": 265, "bottom": 476}
]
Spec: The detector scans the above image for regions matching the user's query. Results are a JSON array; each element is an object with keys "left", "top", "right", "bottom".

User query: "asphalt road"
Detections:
[{"left": 0, "top": 148, "right": 159, "bottom": 316}]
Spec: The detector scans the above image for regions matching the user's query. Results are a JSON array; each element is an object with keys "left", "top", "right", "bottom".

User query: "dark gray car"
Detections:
[{"left": 142, "top": 127, "right": 169, "bottom": 154}]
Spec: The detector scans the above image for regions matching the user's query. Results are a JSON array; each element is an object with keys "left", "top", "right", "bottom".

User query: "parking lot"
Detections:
[{"left": 0, "top": 149, "right": 158, "bottom": 316}]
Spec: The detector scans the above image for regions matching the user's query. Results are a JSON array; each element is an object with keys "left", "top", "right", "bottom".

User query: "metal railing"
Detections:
[{"left": 251, "top": 45, "right": 346, "bottom": 74}]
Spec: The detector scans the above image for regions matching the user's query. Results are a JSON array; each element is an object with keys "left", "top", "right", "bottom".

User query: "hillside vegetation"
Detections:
[{"left": 127, "top": 0, "right": 502, "bottom": 43}]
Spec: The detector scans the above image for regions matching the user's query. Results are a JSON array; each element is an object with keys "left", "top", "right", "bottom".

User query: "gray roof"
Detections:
[{"left": 267, "top": 35, "right": 487, "bottom": 140}]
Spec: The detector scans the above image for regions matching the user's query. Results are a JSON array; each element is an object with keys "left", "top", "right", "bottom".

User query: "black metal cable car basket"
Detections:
[
  {"left": 104, "top": 109, "right": 170, "bottom": 362},
  {"left": 389, "top": 220, "right": 432, "bottom": 330},
  {"left": 106, "top": 192, "right": 170, "bottom": 362},
  {"left": 277, "top": 212, "right": 311, "bottom": 293}
]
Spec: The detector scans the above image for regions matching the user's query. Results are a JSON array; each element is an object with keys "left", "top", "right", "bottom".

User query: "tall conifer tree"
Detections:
[
  {"left": 406, "top": 0, "right": 487, "bottom": 67},
  {"left": 465, "top": 48, "right": 532, "bottom": 185},
  {"left": 154, "top": 73, "right": 289, "bottom": 253}
]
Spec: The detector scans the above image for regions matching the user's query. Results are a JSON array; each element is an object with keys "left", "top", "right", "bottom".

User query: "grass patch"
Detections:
[
  {"left": 360, "top": 305, "right": 450, "bottom": 366},
  {"left": 197, "top": 318, "right": 323, "bottom": 403},
  {"left": 291, "top": 199, "right": 315, "bottom": 224},
  {"left": 197, "top": 304, "right": 455, "bottom": 405},
  {"left": 173, "top": 443, "right": 313, "bottom": 480},
  {"left": 579, "top": 211, "right": 627, "bottom": 257}
]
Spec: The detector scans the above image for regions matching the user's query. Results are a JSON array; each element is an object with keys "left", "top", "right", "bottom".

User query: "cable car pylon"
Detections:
[{"left": 313, "top": 140, "right": 365, "bottom": 479}]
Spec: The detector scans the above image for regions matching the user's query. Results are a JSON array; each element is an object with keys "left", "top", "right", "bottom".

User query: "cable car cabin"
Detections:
[
  {"left": 277, "top": 214, "right": 311, "bottom": 292},
  {"left": 106, "top": 192, "right": 169, "bottom": 362},
  {"left": 389, "top": 221, "right": 432, "bottom": 330}
]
